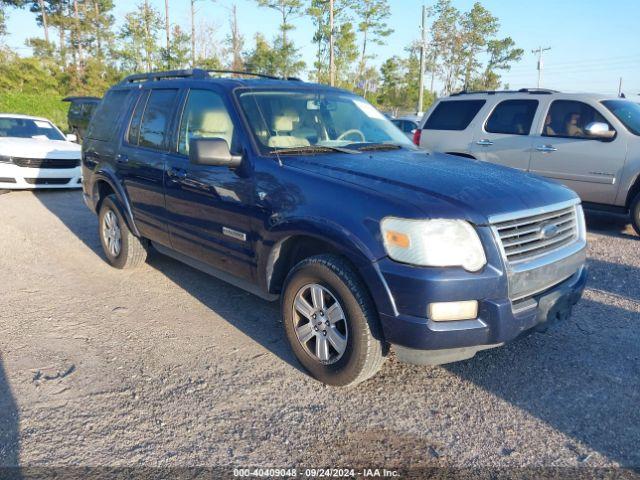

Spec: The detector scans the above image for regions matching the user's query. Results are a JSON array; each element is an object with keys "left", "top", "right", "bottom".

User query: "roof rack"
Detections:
[
  {"left": 119, "top": 68, "right": 302, "bottom": 84},
  {"left": 450, "top": 88, "right": 558, "bottom": 96}
]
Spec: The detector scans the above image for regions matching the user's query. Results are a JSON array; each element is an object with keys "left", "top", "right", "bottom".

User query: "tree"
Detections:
[
  {"left": 354, "top": 0, "right": 392, "bottom": 84},
  {"left": 333, "top": 21, "right": 357, "bottom": 87},
  {"left": 1, "top": 0, "right": 24, "bottom": 39},
  {"left": 377, "top": 56, "right": 403, "bottom": 112},
  {"left": 244, "top": 33, "right": 276, "bottom": 75},
  {"left": 224, "top": 3, "right": 244, "bottom": 70},
  {"left": 460, "top": 2, "right": 498, "bottom": 88},
  {"left": 119, "top": 1, "right": 163, "bottom": 72},
  {"left": 477, "top": 37, "right": 523, "bottom": 89},
  {"left": 161, "top": 25, "right": 190, "bottom": 70},
  {"left": 256, "top": 0, "right": 304, "bottom": 77},
  {"left": 307, "top": 0, "right": 351, "bottom": 84}
]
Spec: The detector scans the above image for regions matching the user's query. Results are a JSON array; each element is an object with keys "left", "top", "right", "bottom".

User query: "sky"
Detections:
[{"left": 3, "top": 0, "right": 640, "bottom": 96}]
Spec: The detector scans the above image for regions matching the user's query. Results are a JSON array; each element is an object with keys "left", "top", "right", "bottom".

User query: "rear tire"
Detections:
[
  {"left": 281, "top": 254, "right": 387, "bottom": 386},
  {"left": 631, "top": 192, "right": 640, "bottom": 237},
  {"left": 98, "top": 195, "right": 147, "bottom": 269}
]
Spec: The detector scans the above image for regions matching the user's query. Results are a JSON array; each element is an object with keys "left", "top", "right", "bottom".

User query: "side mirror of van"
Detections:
[
  {"left": 189, "top": 138, "right": 242, "bottom": 169},
  {"left": 585, "top": 122, "right": 615, "bottom": 140},
  {"left": 66, "top": 133, "right": 78, "bottom": 143}
]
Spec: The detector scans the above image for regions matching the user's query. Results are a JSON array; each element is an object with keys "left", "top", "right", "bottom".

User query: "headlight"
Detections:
[{"left": 381, "top": 217, "right": 486, "bottom": 271}]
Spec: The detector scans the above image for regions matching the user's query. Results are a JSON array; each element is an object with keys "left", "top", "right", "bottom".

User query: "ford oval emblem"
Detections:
[{"left": 540, "top": 223, "right": 560, "bottom": 239}]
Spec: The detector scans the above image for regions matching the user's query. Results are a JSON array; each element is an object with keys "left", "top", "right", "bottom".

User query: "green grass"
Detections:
[{"left": 0, "top": 92, "right": 69, "bottom": 132}]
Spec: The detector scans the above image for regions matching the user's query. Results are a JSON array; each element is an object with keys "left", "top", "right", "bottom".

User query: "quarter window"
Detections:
[
  {"left": 424, "top": 100, "right": 485, "bottom": 131},
  {"left": 86, "top": 89, "right": 130, "bottom": 141},
  {"left": 485, "top": 100, "right": 538, "bottom": 135},
  {"left": 138, "top": 89, "right": 179, "bottom": 150},
  {"left": 543, "top": 100, "right": 612, "bottom": 139},
  {"left": 177, "top": 89, "right": 235, "bottom": 156},
  {"left": 127, "top": 91, "right": 149, "bottom": 145}
]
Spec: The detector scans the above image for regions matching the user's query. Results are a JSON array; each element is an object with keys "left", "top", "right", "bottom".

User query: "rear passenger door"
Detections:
[
  {"left": 118, "top": 88, "right": 180, "bottom": 246},
  {"left": 163, "top": 87, "right": 256, "bottom": 281},
  {"left": 470, "top": 99, "right": 539, "bottom": 171}
]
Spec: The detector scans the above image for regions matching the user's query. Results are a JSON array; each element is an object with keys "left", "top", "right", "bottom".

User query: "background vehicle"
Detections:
[
  {"left": 391, "top": 115, "right": 421, "bottom": 140},
  {"left": 0, "top": 114, "right": 81, "bottom": 189},
  {"left": 63, "top": 96, "right": 101, "bottom": 142},
  {"left": 82, "top": 70, "right": 586, "bottom": 386},
  {"left": 415, "top": 89, "right": 640, "bottom": 235}
]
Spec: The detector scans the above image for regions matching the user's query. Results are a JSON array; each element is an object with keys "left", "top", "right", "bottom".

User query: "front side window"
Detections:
[
  {"left": 485, "top": 100, "right": 538, "bottom": 135},
  {"left": 424, "top": 100, "right": 486, "bottom": 131},
  {"left": 237, "top": 89, "right": 413, "bottom": 153},
  {"left": 178, "top": 89, "right": 235, "bottom": 156},
  {"left": 138, "top": 89, "right": 179, "bottom": 150},
  {"left": 602, "top": 99, "right": 640, "bottom": 136},
  {"left": 0, "top": 117, "right": 65, "bottom": 141},
  {"left": 543, "top": 100, "right": 612, "bottom": 139}
]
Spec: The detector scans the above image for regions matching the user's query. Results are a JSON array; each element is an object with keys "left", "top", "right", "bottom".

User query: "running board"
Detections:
[{"left": 152, "top": 242, "right": 278, "bottom": 302}]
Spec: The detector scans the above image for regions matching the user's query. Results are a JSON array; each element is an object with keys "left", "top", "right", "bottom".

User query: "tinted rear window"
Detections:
[
  {"left": 138, "top": 89, "right": 179, "bottom": 150},
  {"left": 485, "top": 100, "right": 538, "bottom": 135},
  {"left": 86, "top": 90, "right": 131, "bottom": 141},
  {"left": 424, "top": 100, "right": 485, "bottom": 131}
]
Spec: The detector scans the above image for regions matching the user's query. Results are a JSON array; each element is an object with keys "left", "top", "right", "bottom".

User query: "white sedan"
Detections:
[{"left": 0, "top": 114, "right": 82, "bottom": 189}]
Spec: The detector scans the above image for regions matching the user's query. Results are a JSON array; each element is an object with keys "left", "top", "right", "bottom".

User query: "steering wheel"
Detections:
[{"left": 337, "top": 129, "right": 365, "bottom": 142}]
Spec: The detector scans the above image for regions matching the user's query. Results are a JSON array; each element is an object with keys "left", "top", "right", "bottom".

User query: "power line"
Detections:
[{"left": 532, "top": 46, "right": 551, "bottom": 88}]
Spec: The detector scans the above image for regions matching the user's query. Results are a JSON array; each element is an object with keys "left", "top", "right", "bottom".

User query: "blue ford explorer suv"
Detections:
[{"left": 82, "top": 69, "right": 587, "bottom": 386}]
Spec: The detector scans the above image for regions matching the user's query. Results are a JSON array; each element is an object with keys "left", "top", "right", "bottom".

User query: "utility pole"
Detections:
[
  {"left": 417, "top": 5, "right": 427, "bottom": 114},
  {"left": 329, "top": 0, "right": 335, "bottom": 86},
  {"left": 532, "top": 46, "right": 551, "bottom": 88}
]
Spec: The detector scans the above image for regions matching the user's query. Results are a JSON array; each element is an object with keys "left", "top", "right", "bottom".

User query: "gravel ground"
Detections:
[{"left": 0, "top": 190, "right": 639, "bottom": 477}]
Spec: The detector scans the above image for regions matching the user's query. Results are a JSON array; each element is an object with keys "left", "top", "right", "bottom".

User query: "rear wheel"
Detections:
[
  {"left": 98, "top": 195, "right": 147, "bottom": 269},
  {"left": 631, "top": 192, "right": 640, "bottom": 236},
  {"left": 282, "top": 255, "right": 387, "bottom": 386}
]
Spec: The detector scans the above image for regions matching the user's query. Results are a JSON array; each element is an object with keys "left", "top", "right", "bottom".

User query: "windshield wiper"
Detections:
[
  {"left": 354, "top": 143, "right": 404, "bottom": 152},
  {"left": 271, "top": 145, "right": 361, "bottom": 155}
]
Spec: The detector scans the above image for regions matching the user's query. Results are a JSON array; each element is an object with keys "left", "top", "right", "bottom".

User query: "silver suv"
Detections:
[{"left": 415, "top": 89, "right": 640, "bottom": 234}]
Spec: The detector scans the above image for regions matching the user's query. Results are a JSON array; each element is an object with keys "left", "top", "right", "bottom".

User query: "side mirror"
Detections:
[
  {"left": 66, "top": 133, "right": 78, "bottom": 142},
  {"left": 189, "top": 138, "right": 242, "bottom": 169},
  {"left": 585, "top": 122, "right": 615, "bottom": 140}
]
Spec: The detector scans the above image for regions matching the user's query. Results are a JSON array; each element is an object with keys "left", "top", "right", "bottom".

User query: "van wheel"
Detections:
[
  {"left": 98, "top": 195, "right": 147, "bottom": 269},
  {"left": 281, "top": 255, "right": 387, "bottom": 386},
  {"left": 631, "top": 193, "right": 640, "bottom": 236}
]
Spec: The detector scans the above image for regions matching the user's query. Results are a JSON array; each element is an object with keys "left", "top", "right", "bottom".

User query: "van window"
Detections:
[
  {"left": 543, "top": 100, "right": 612, "bottom": 139},
  {"left": 86, "top": 90, "right": 130, "bottom": 141},
  {"left": 177, "top": 89, "right": 235, "bottom": 155},
  {"left": 424, "top": 100, "right": 485, "bottom": 131},
  {"left": 139, "top": 89, "right": 179, "bottom": 150},
  {"left": 485, "top": 100, "right": 538, "bottom": 135}
]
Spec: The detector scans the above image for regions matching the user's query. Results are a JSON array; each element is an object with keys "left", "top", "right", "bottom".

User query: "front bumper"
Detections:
[
  {"left": 0, "top": 164, "right": 82, "bottom": 189},
  {"left": 363, "top": 241, "right": 587, "bottom": 365}
]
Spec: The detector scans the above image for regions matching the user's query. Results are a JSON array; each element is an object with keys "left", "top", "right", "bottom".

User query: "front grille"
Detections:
[
  {"left": 0, "top": 177, "right": 16, "bottom": 183},
  {"left": 24, "top": 178, "right": 71, "bottom": 185},
  {"left": 12, "top": 157, "right": 80, "bottom": 169},
  {"left": 493, "top": 205, "right": 578, "bottom": 265}
]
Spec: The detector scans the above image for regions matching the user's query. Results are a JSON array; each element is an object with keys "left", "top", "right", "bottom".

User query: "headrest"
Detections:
[
  {"left": 197, "top": 110, "right": 232, "bottom": 134},
  {"left": 272, "top": 115, "right": 295, "bottom": 132}
]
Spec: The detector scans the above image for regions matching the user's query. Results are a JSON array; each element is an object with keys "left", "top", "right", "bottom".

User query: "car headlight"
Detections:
[{"left": 381, "top": 217, "right": 486, "bottom": 271}]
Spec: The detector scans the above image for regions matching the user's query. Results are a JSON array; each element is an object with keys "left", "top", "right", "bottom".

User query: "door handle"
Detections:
[
  {"left": 167, "top": 167, "right": 187, "bottom": 180},
  {"left": 536, "top": 145, "right": 558, "bottom": 153},
  {"left": 116, "top": 154, "right": 129, "bottom": 164},
  {"left": 475, "top": 139, "right": 494, "bottom": 146}
]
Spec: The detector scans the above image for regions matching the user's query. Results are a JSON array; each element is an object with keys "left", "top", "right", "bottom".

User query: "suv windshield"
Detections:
[
  {"left": 602, "top": 100, "right": 640, "bottom": 136},
  {"left": 0, "top": 117, "right": 65, "bottom": 141},
  {"left": 237, "top": 89, "right": 414, "bottom": 154}
]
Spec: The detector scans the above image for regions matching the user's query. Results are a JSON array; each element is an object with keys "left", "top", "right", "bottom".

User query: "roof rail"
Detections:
[
  {"left": 119, "top": 68, "right": 302, "bottom": 84},
  {"left": 451, "top": 88, "right": 559, "bottom": 96}
]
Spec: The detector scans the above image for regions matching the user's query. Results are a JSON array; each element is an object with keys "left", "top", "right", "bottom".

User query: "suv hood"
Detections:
[
  {"left": 285, "top": 150, "right": 578, "bottom": 224},
  {"left": 0, "top": 137, "right": 81, "bottom": 159}
]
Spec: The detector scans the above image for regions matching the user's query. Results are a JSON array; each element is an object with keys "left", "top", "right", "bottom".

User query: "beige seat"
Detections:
[
  {"left": 193, "top": 109, "right": 234, "bottom": 147},
  {"left": 268, "top": 113, "right": 310, "bottom": 148}
]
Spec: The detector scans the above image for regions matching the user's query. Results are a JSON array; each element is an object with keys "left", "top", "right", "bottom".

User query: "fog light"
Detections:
[{"left": 428, "top": 301, "right": 478, "bottom": 321}]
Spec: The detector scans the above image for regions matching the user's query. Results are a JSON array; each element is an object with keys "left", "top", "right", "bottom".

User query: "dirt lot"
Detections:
[{"left": 1, "top": 190, "right": 639, "bottom": 475}]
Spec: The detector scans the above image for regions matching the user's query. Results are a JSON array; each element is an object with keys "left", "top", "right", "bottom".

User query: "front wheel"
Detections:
[
  {"left": 630, "top": 192, "right": 640, "bottom": 237},
  {"left": 98, "top": 195, "right": 147, "bottom": 269},
  {"left": 281, "top": 255, "right": 387, "bottom": 386}
]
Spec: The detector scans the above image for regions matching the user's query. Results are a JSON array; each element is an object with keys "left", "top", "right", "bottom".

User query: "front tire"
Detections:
[
  {"left": 630, "top": 192, "right": 640, "bottom": 236},
  {"left": 282, "top": 255, "right": 387, "bottom": 386},
  {"left": 98, "top": 195, "right": 147, "bottom": 269}
]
